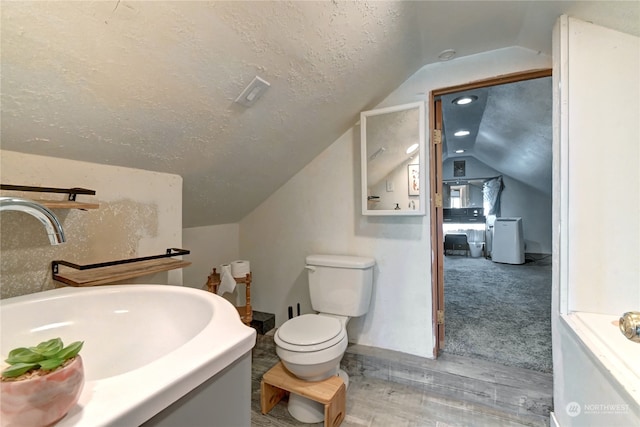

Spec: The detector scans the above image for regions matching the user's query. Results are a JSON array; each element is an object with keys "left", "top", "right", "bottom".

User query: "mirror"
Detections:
[
  {"left": 442, "top": 179, "right": 485, "bottom": 208},
  {"left": 361, "top": 101, "right": 426, "bottom": 216}
]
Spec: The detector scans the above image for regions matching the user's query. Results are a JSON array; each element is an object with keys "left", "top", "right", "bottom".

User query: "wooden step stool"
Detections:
[{"left": 260, "top": 362, "right": 346, "bottom": 427}]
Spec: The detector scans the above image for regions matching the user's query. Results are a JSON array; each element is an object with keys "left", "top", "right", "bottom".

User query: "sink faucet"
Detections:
[{"left": 0, "top": 197, "right": 66, "bottom": 245}]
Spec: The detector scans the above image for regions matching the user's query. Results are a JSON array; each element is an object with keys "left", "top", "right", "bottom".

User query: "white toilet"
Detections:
[{"left": 274, "top": 254, "right": 375, "bottom": 423}]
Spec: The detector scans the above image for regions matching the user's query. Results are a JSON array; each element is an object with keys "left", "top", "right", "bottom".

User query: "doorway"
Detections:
[{"left": 430, "top": 69, "right": 553, "bottom": 371}]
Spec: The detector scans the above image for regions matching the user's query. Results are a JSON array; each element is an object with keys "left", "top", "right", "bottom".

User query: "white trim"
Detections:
[{"left": 555, "top": 14, "right": 570, "bottom": 316}]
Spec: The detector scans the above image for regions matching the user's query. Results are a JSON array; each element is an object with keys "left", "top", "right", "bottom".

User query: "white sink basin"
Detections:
[{"left": 1, "top": 285, "right": 256, "bottom": 426}]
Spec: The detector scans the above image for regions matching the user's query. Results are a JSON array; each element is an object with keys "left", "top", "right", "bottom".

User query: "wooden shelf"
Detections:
[
  {"left": 52, "top": 248, "right": 191, "bottom": 287},
  {"left": 206, "top": 268, "right": 252, "bottom": 325},
  {"left": 1, "top": 185, "right": 99, "bottom": 210},
  {"left": 53, "top": 258, "right": 190, "bottom": 287}
]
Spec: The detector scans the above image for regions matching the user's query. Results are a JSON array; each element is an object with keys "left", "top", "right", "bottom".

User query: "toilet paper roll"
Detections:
[
  {"left": 217, "top": 264, "right": 237, "bottom": 296},
  {"left": 231, "top": 260, "right": 251, "bottom": 278}
]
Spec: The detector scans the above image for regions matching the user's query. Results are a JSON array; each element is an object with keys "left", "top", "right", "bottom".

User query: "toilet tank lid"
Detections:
[{"left": 306, "top": 254, "right": 375, "bottom": 269}]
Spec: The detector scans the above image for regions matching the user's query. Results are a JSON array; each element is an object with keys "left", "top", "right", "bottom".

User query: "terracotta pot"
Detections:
[{"left": 1, "top": 356, "right": 84, "bottom": 427}]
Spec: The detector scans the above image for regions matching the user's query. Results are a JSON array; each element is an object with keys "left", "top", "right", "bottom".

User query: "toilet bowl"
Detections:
[
  {"left": 275, "top": 314, "right": 347, "bottom": 381},
  {"left": 275, "top": 314, "right": 349, "bottom": 423},
  {"left": 274, "top": 254, "right": 375, "bottom": 424}
]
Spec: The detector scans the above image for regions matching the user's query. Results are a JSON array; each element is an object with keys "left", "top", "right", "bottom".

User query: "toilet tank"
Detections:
[{"left": 306, "top": 254, "right": 375, "bottom": 317}]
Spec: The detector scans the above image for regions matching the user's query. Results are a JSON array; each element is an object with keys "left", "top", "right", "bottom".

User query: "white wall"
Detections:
[
  {"left": 240, "top": 46, "right": 550, "bottom": 358},
  {"left": 443, "top": 156, "right": 553, "bottom": 254},
  {"left": 182, "top": 223, "right": 239, "bottom": 289},
  {"left": 501, "top": 180, "right": 552, "bottom": 254},
  {"left": 182, "top": 224, "right": 240, "bottom": 306},
  {"left": 0, "top": 150, "right": 183, "bottom": 298}
]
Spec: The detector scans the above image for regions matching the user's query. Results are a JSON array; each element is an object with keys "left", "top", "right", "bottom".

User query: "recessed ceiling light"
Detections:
[
  {"left": 452, "top": 95, "right": 478, "bottom": 105},
  {"left": 406, "top": 143, "right": 419, "bottom": 154},
  {"left": 438, "top": 49, "right": 456, "bottom": 61},
  {"left": 455, "top": 149, "right": 465, "bottom": 154},
  {"left": 454, "top": 130, "right": 470, "bottom": 137}
]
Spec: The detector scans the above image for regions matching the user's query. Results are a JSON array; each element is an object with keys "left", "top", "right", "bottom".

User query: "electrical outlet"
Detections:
[{"left": 386, "top": 180, "right": 394, "bottom": 192}]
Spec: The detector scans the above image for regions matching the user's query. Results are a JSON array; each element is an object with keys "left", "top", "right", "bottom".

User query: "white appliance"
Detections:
[{"left": 492, "top": 217, "right": 525, "bottom": 264}]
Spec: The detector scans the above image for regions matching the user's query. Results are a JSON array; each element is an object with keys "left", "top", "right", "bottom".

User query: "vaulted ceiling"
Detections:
[
  {"left": 1, "top": 1, "right": 638, "bottom": 227},
  {"left": 441, "top": 77, "right": 553, "bottom": 195}
]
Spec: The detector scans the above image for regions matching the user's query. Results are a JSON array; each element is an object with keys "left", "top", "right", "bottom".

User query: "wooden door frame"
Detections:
[{"left": 429, "top": 68, "right": 552, "bottom": 358}]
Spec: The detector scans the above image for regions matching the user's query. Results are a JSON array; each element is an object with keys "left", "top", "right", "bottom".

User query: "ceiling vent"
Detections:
[{"left": 235, "top": 76, "right": 271, "bottom": 107}]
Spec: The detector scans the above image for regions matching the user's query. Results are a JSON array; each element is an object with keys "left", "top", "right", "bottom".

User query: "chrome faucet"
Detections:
[{"left": 0, "top": 197, "right": 66, "bottom": 245}]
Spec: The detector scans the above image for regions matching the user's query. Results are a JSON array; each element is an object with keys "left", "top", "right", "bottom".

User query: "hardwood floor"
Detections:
[{"left": 251, "top": 334, "right": 553, "bottom": 426}]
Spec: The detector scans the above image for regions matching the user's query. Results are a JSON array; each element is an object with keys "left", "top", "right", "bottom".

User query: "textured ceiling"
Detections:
[
  {"left": 442, "top": 77, "right": 553, "bottom": 194},
  {"left": 1, "top": 1, "right": 638, "bottom": 227}
]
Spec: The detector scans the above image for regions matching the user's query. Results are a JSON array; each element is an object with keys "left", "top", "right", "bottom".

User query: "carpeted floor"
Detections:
[{"left": 442, "top": 254, "right": 552, "bottom": 373}]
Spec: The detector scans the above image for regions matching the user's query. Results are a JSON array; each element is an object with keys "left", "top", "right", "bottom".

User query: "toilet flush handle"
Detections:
[{"left": 304, "top": 265, "right": 316, "bottom": 272}]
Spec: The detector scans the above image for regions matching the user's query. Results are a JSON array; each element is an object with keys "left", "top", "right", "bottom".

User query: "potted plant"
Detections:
[{"left": 1, "top": 338, "right": 84, "bottom": 427}]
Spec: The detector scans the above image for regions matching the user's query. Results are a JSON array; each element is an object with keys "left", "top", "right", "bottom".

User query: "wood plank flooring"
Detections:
[{"left": 251, "top": 334, "right": 552, "bottom": 426}]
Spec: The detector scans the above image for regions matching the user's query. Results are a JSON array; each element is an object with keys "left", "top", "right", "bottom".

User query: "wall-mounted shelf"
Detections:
[
  {"left": 0, "top": 184, "right": 99, "bottom": 210},
  {"left": 52, "top": 248, "right": 191, "bottom": 287}
]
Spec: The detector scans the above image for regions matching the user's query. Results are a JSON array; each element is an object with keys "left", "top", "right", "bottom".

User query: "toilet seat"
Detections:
[{"left": 275, "top": 314, "right": 346, "bottom": 352}]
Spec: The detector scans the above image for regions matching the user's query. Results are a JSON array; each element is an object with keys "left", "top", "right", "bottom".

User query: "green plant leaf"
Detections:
[
  {"left": 38, "top": 358, "right": 65, "bottom": 371},
  {"left": 1, "top": 362, "right": 40, "bottom": 378},
  {"left": 52, "top": 341, "right": 83, "bottom": 361},
  {"left": 30, "top": 338, "right": 63, "bottom": 357},
  {"left": 5, "top": 347, "right": 45, "bottom": 364},
  {"left": 3, "top": 338, "right": 83, "bottom": 378}
]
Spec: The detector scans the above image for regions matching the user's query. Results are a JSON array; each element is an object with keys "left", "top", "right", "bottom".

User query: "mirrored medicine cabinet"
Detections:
[{"left": 360, "top": 101, "right": 426, "bottom": 216}]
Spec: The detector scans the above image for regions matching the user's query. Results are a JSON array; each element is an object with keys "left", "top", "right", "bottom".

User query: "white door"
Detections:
[
  {"left": 553, "top": 15, "right": 640, "bottom": 427},
  {"left": 555, "top": 16, "right": 640, "bottom": 315}
]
